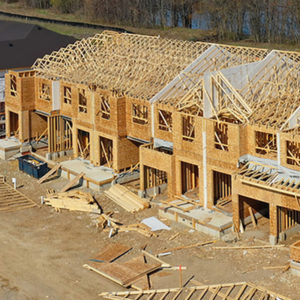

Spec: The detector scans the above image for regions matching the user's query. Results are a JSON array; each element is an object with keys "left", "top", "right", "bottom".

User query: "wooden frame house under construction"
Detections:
[{"left": 4, "top": 31, "right": 300, "bottom": 244}]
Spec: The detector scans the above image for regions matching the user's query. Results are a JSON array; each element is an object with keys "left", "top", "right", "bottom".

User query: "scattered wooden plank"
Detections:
[
  {"left": 92, "top": 243, "right": 132, "bottom": 263},
  {"left": 213, "top": 245, "right": 285, "bottom": 250},
  {"left": 158, "top": 240, "right": 216, "bottom": 254},
  {"left": 60, "top": 172, "right": 85, "bottom": 193},
  {"left": 38, "top": 163, "right": 61, "bottom": 184}
]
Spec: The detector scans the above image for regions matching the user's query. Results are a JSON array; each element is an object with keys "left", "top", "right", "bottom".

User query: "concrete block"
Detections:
[{"left": 269, "top": 234, "right": 277, "bottom": 245}]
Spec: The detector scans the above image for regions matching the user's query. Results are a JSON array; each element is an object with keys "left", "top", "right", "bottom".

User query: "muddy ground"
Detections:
[{"left": 0, "top": 159, "right": 299, "bottom": 300}]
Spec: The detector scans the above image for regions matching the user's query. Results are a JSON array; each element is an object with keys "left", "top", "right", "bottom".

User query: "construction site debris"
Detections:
[
  {"left": 105, "top": 184, "right": 149, "bottom": 213},
  {"left": 84, "top": 255, "right": 161, "bottom": 288},
  {"left": 100, "top": 282, "right": 291, "bottom": 300},
  {"left": 44, "top": 190, "right": 101, "bottom": 213},
  {"left": 158, "top": 241, "right": 216, "bottom": 255},
  {"left": 141, "top": 217, "right": 170, "bottom": 231},
  {"left": 90, "top": 243, "right": 132, "bottom": 263}
]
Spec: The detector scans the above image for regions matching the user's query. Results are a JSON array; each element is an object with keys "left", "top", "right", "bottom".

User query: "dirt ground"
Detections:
[{"left": 0, "top": 158, "right": 299, "bottom": 300}]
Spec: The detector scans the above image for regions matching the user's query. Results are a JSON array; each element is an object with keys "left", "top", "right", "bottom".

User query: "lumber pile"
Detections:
[
  {"left": 105, "top": 184, "right": 149, "bottom": 213},
  {"left": 44, "top": 190, "right": 101, "bottom": 213}
]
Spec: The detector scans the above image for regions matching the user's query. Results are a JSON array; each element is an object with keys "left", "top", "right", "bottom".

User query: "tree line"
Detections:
[{"left": 11, "top": 0, "right": 300, "bottom": 43}]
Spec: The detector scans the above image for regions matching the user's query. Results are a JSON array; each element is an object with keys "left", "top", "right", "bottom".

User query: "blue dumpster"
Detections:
[{"left": 17, "top": 155, "right": 49, "bottom": 179}]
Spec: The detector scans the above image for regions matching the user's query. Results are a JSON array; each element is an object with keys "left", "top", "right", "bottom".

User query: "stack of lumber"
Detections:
[
  {"left": 44, "top": 190, "right": 101, "bottom": 214},
  {"left": 0, "top": 176, "right": 38, "bottom": 212},
  {"left": 105, "top": 184, "right": 149, "bottom": 213}
]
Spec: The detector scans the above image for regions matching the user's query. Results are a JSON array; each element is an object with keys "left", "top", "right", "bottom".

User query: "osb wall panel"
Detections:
[
  {"left": 125, "top": 97, "right": 152, "bottom": 141},
  {"left": 117, "top": 97, "right": 127, "bottom": 138},
  {"left": 205, "top": 119, "right": 240, "bottom": 167},
  {"left": 279, "top": 132, "right": 300, "bottom": 171},
  {"left": 5, "top": 72, "right": 31, "bottom": 112},
  {"left": 173, "top": 112, "right": 203, "bottom": 160},
  {"left": 60, "top": 81, "right": 76, "bottom": 118},
  {"left": 247, "top": 124, "right": 278, "bottom": 160},
  {"left": 34, "top": 77, "right": 52, "bottom": 113},
  {"left": 154, "top": 103, "right": 174, "bottom": 142},
  {"left": 30, "top": 112, "right": 47, "bottom": 139},
  {"left": 94, "top": 89, "right": 119, "bottom": 136},
  {"left": 116, "top": 138, "right": 140, "bottom": 171},
  {"left": 73, "top": 84, "right": 93, "bottom": 126},
  {"left": 140, "top": 147, "right": 173, "bottom": 174}
]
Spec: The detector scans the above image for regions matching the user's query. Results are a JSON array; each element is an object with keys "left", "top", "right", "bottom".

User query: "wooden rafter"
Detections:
[{"left": 33, "top": 32, "right": 212, "bottom": 101}]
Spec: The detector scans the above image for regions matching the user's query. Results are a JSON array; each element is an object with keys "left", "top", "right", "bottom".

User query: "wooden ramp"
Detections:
[
  {"left": 38, "top": 163, "right": 61, "bottom": 184},
  {"left": 104, "top": 184, "right": 149, "bottom": 213},
  {"left": 0, "top": 176, "right": 38, "bottom": 212},
  {"left": 100, "top": 282, "right": 291, "bottom": 300},
  {"left": 60, "top": 172, "right": 85, "bottom": 193}
]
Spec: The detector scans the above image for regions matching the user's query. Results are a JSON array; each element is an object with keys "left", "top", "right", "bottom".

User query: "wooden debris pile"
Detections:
[
  {"left": 84, "top": 244, "right": 173, "bottom": 290},
  {"left": 44, "top": 190, "right": 101, "bottom": 214},
  {"left": 105, "top": 184, "right": 149, "bottom": 213},
  {"left": 97, "top": 213, "right": 156, "bottom": 237}
]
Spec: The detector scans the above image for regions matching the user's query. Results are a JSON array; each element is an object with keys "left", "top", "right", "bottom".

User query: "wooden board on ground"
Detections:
[
  {"left": 38, "top": 163, "right": 61, "bottom": 184},
  {"left": 0, "top": 178, "right": 38, "bottom": 212},
  {"left": 104, "top": 184, "right": 149, "bottom": 213},
  {"left": 92, "top": 243, "right": 132, "bottom": 262},
  {"left": 60, "top": 172, "right": 85, "bottom": 193},
  {"left": 84, "top": 255, "right": 161, "bottom": 287},
  {"left": 44, "top": 190, "right": 101, "bottom": 214},
  {"left": 100, "top": 282, "right": 291, "bottom": 300}
]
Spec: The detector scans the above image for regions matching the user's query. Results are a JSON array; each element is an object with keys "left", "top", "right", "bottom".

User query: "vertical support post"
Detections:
[
  {"left": 202, "top": 120, "right": 208, "bottom": 209},
  {"left": 276, "top": 132, "right": 281, "bottom": 167},
  {"left": 232, "top": 192, "right": 240, "bottom": 232},
  {"left": 269, "top": 203, "right": 278, "bottom": 245}
]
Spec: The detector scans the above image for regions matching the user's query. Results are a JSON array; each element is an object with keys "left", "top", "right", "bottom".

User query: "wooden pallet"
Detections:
[
  {"left": 100, "top": 282, "right": 291, "bottom": 300},
  {"left": 0, "top": 179, "right": 38, "bottom": 212}
]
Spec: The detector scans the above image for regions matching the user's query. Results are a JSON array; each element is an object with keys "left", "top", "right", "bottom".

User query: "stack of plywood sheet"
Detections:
[
  {"left": 44, "top": 190, "right": 101, "bottom": 214},
  {"left": 105, "top": 184, "right": 149, "bottom": 213},
  {"left": 84, "top": 255, "right": 161, "bottom": 289}
]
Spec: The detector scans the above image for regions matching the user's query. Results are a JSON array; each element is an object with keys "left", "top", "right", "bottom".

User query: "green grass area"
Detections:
[{"left": 0, "top": 0, "right": 299, "bottom": 51}]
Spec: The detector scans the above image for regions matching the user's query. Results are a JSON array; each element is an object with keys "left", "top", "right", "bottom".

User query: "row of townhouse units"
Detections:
[{"left": 4, "top": 31, "right": 300, "bottom": 243}]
